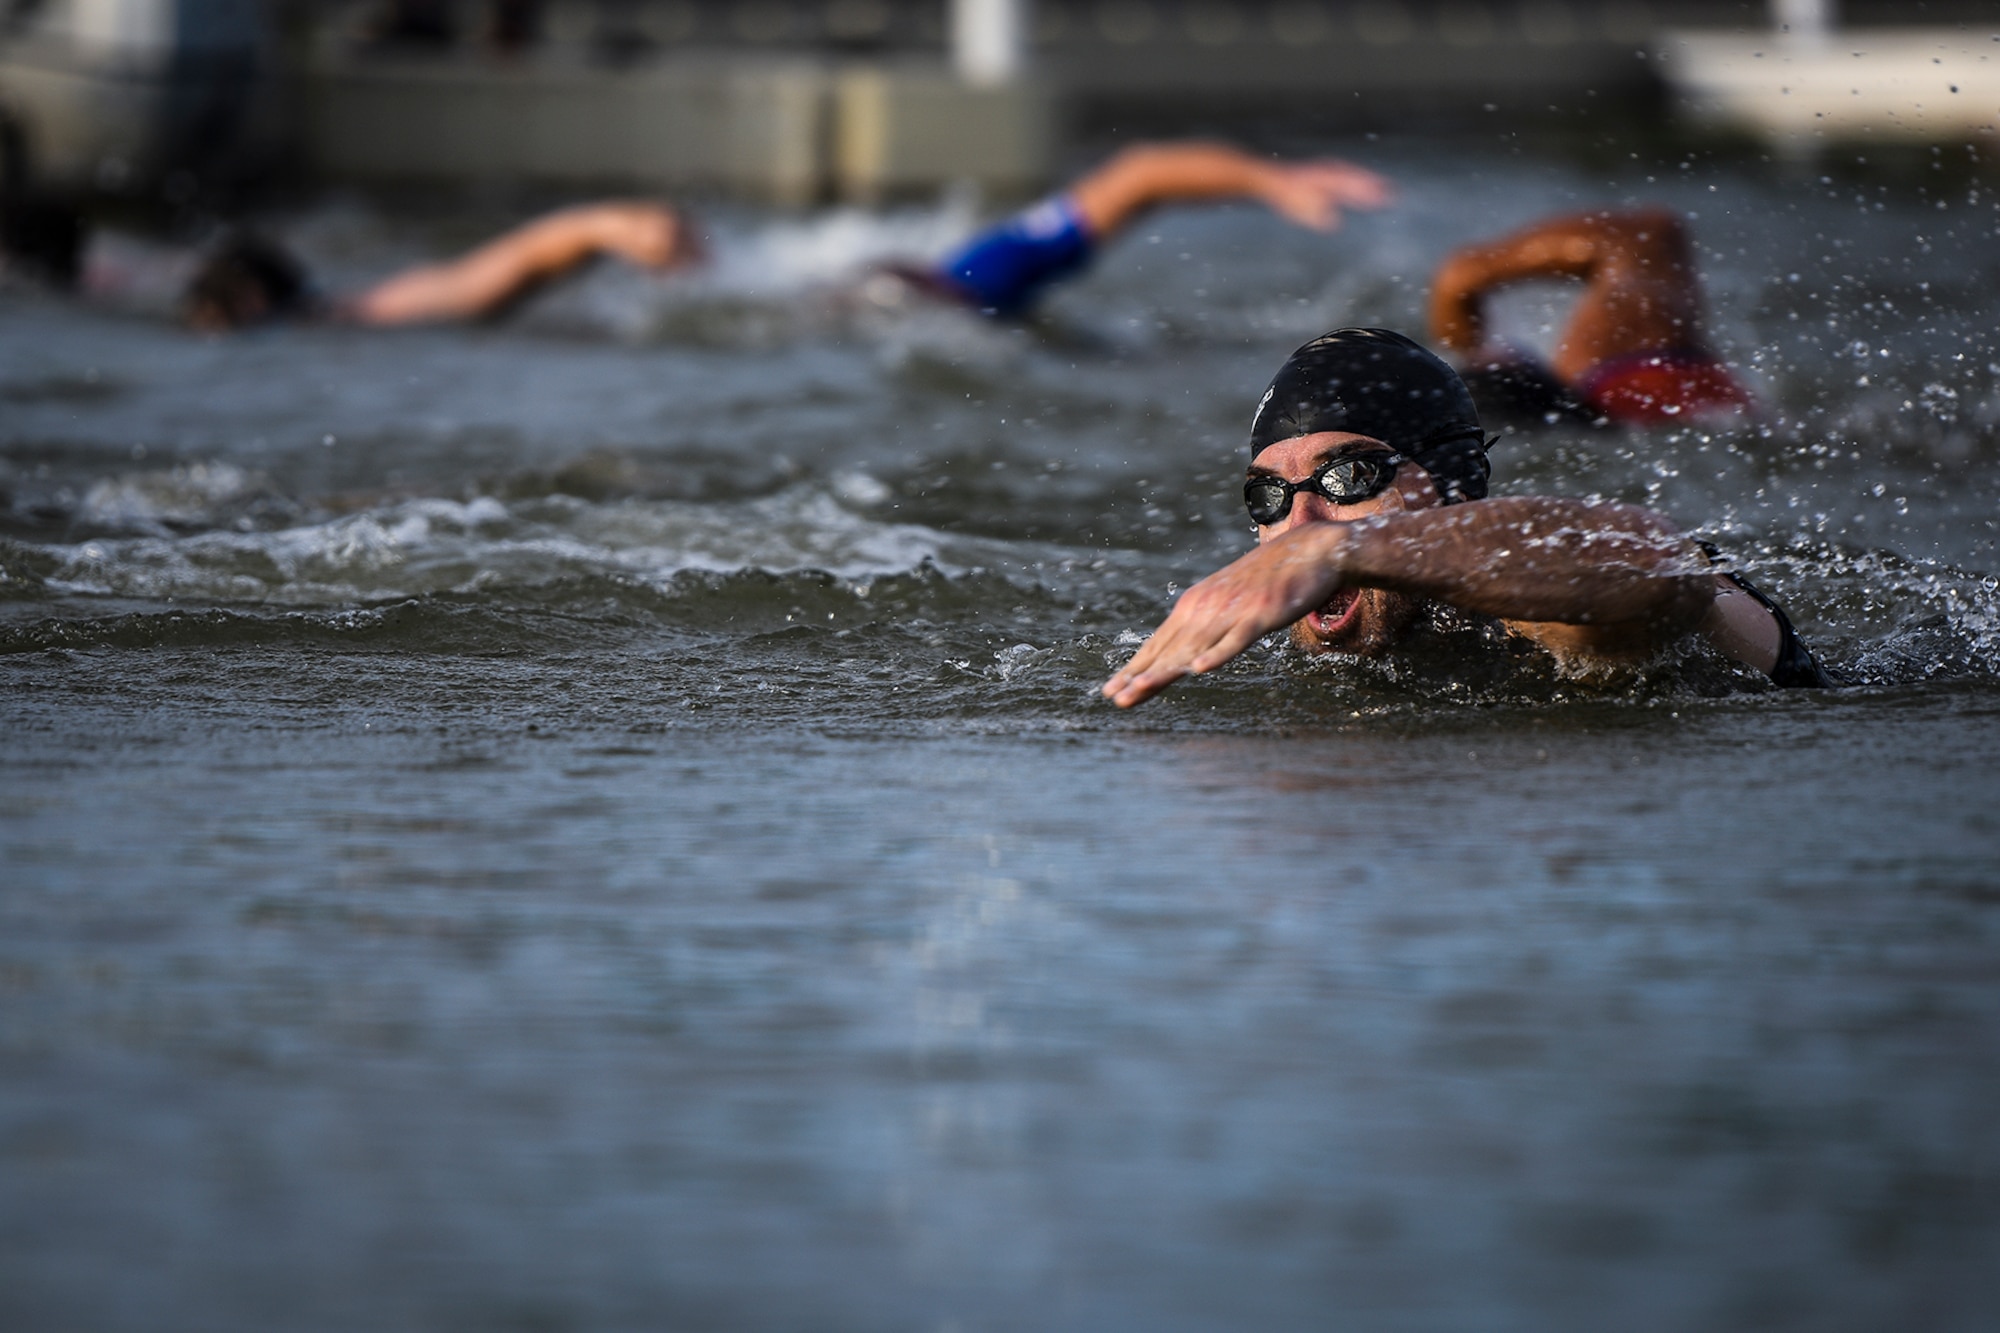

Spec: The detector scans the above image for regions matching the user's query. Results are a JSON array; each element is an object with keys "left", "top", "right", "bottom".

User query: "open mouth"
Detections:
[{"left": 1304, "top": 586, "right": 1363, "bottom": 640}]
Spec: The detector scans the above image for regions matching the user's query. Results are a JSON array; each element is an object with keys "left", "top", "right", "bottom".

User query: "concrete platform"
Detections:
[
  {"left": 1658, "top": 27, "right": 2000, "bottom": 147},
  {"left": 302, "top": 54, "right": 833, "bottom": 203},
  {"left": 835, "top": 64, "right": 1050, "bottom": 200},
  {"left": 301, "top": 53, "right": 1052, "bottom": 203}
]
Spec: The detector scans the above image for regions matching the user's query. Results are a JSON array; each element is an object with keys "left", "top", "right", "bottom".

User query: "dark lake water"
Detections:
[{"left": 5, "top": 138, "right": 2000, "bottom": 1330}]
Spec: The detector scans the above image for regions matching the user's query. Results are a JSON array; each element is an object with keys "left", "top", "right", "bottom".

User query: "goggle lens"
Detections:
[
  {"left": 1244, "top": 478, "right": 1293, "bottom": 526},
  {"left": 1244, "top": 452, "right": 1401, "bottom": 525}
]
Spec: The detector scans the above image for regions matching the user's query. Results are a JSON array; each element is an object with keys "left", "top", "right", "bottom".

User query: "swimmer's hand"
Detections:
[
  {"left": 1256, "top": 160, "right": 1394, "bottom": 232},
  {"left": 346, "top": 199, "right": 703, "bottom": 326},
  {"left": 1102, "top": 524, "right": 1350, "bottom": 708},
  {"left": 583, "top": 201, "right": 703, "bottom": 271}
]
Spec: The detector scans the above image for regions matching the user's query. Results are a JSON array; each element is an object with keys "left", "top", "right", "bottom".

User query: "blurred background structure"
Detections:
[{"left": 1, "top": 1, "right": 1996, "bottom": 205}]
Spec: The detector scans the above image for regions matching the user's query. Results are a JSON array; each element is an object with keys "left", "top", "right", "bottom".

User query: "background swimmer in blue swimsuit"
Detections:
[
  {"left": 5, "top": 142, "right": 1385, "bottom": 330},
  {"left": 887, "top": 141, "right": 1391, "bottom": 317}
]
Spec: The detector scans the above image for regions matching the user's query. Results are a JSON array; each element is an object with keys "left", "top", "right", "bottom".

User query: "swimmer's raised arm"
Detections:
[
  {"left": 1066, "top": 142, "right": 1391, "bottom": 240},
  {"left": 1428, "top": 207, "right": 1701, "bottom": 382},
  {"left": 344, "top": 200, "right": 698, "bottom": 326},
  {"left": 918, "top": 142, "right": 1389, "bottom": 318},
  {"left": 1102, "top": 497, "right": 1718, "bottom": 708},
  {"left": 1430, "top": 217, "right": 1597, "bottom": 358}
]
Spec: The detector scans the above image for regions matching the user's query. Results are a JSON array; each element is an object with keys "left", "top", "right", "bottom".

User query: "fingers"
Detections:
[
  {"left": 1299, "top": 163, "right": 1395, "bottom": 221},
  {"left": 1100, "top": 600, "right": 1258, "bottom": 708},
  {"left": 1263, "top": 163, "right": 1394, "bottom": 232},
  {"left": 1101, "top": 626, "right": 1186, "bottom": 705},
  {"left": 1306, "top": 160, "right": 1395, "bottom": 205},
  {"left": 1100, "top": 528, "right": 1353, "bottom": 707},
  {"left": 1104, "top": 630, "right": 1213, "bottom": 706},
  {"left": 1102, "top": 661, "right": 1185, "bottom": 708},
  {"left": 1102, "top": 641, "right": 1162, "bottom": 698},
  {"left": 1286, "top": 195, "right": 1339, "bottom": 232},
  {"left": 1101, "top": 619, "right": 1188, "bottom": 707},
  {"left": 590, "top": 202, "right": 697, "bottom": 269},
  {"left": 1189, "top": 622, "right": 1263, "bottom": 673},
  {"left": 1102, "top": 622, "right": 1247, "bottom": 707}
]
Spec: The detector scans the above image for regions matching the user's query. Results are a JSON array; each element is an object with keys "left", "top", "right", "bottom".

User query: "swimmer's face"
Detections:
[
  {"left": 1248, "top": 430, "right": 1439, "bottom": 655},
  {"left": 183, "top": 289, "right": 268, "bottom": 333}
]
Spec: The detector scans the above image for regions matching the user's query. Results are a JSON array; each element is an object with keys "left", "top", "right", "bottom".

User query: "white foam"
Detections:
[
  {"left": 79, "top": 462, "right": 260, "bottom": 531},
  {"left": 699, "top": 196, "right": 981, "bottom": 297},
  {"left": 36, "top": 484, "right": 1034, "bottom": 603}
]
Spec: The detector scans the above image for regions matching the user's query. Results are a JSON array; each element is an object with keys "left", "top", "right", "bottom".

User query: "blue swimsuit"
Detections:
[{"left": 930, "top": 196, "right": 1096, "bottom": 317}]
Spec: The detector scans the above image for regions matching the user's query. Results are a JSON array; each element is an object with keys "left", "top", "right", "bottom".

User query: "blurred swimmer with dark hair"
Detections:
[
  {"left": 0, "top": 186, "right": 695, "bottom": 330},
  {"left": 181, "top": 200, "right": 697, "bottom": 331},
  {"left": 1427, "top": 207, "right": 1753, "bottom": 428},
  {"left": 8, "top": 142, "right": 1384, "bottom": 332},
  {"left": 0, "top": 188, "right": 86, "bottom": 290}
]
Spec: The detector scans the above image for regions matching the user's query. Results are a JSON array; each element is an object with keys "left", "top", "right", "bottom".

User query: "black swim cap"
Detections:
[
  {"left": 1249, "top": 327, "right": 1490, "bottom": 503},
  {"left": 181, "top": 232, "right": 314, "bottom": 330}
]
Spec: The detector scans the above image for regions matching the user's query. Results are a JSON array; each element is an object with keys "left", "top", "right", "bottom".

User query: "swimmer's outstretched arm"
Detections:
[
  {"left": 342, "top": 200, "right": 698, "bottom": 326},
  {"left": 1066, "top": 142, "right": 1391, "bottom": 240},
  {"left": 1428, "top": 208, "right": 1699, "bottom": 383},
  {"left": 1100, "top": 497, "right": 1731, "bottom": 708}
]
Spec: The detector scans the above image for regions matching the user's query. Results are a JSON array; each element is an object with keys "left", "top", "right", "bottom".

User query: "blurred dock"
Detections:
[
  {"left": 3, "top": 0, "right": 1998, "bottom": 205},
  {"left": 1659, "top": 22, "right": 2000, "bottom": 150}
]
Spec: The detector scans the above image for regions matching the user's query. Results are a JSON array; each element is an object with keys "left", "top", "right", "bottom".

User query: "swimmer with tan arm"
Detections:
[
  {"left": 1427, "top": 208, "right": 1750, "bottom": 425},
  {"left": 1102, "top": 491, "right": 1774, "bottom": 708},
  {"left": 919, "top": 141, "right": 1391, "bottom": 316},
  {"left": 1430, "top": 207, "right": 1701, "bottom": 380},
  {"left": 1101, "top": 328, "right": 1827, "bottom": 709},
  {"left": 176, "top": 142, "right": 1380, "bottom": 330},
  {"left": 180, "top": 200, "right": 698, "bottom": 331},
  {"left": 1065, "top": 141, "right": 1392, "bottom": 238},
  {"left": 342, "top": 200, "right": 698, "bottom": 326}
]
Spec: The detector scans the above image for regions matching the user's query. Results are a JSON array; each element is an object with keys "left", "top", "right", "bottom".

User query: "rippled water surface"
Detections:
[{"left": 5, "top": 140, "right": 2000, "bottom": 1330}]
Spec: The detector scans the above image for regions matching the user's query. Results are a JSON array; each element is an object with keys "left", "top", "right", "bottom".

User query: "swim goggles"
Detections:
[{"left": 1244, "top": 450, "right": 1404, "bottom": 526}]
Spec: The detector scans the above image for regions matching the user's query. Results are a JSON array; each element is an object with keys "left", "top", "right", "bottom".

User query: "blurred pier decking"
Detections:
[
  {"left": 2, "top": 0, "right": 1998, "bottom": 203},
  {"left": 1659, "top": 26, "right": 2000, "bottom": 150}
]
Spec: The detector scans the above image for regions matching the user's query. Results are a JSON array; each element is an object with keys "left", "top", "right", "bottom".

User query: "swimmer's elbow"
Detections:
[
  {"left": 1699, "top": 585, "right": 1783, "bottom": 676},
  {"left": 1429, "top": 252, "right": 1484, "bottom": 302}
]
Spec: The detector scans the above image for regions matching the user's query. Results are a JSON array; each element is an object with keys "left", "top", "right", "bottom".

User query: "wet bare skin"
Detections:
[
  {"left": 343, "top": 202, "right": 700, "bottom": 327},
  {"left": 1101, "top": 430, "right": 1757, "bottom": 709},
  {"left": 1066, "top": 143, "right": 1392, "bottom": 238},
  {"left": 1427, "top": 207, "right": 1708, "bottom": 383},
  {"left": 347, "top": 146, "right": 1386, "bottom": 329},
  {"left": 1252, "top": 443, "right": 1433, "bottom": 659}
]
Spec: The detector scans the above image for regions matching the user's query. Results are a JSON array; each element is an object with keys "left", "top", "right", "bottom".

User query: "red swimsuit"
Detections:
[{"left": 1573, "top": 347, "right": 1753, "bottom": 425}]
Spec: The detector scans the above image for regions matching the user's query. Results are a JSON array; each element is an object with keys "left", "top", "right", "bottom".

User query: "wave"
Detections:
[
  {"left": 9, "top": 446, "right": 2000, "bottom": 690},
  {"left": 11, "top": 487, "right": 950, "bottom": 602},
  {"left": 10, "top": 148, "right": 2000, "bottom": 726}
]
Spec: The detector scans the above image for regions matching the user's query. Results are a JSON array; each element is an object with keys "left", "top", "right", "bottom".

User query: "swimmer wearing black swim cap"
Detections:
[
  {"left": 1248, "top": 327, "right": 1492, "bottom": 502},
  {"left": 1102, "top": 327, "right": 1830, "bottom": 706}
]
